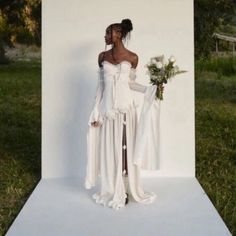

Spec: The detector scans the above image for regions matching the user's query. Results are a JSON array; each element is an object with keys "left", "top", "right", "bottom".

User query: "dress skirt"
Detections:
[{"left": 87, "top": 104, "right": 157, "bottom": 210}]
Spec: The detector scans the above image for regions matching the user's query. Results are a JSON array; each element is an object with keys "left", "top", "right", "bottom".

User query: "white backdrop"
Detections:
[{"left": 42, "top": 0, "right": 194, "bottom": 179}]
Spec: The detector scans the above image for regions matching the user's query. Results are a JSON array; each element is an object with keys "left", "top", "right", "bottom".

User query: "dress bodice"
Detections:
[
  {"left": 102, "top": 60, "right": 133, "bottom": 80},
  {"left": 99, "top": 60, "right": 137, "bottom": 119}
]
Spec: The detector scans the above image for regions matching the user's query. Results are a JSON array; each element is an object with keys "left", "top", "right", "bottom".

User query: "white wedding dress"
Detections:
[{"left": 85, "top": 60, "right": 161, "bottom": 210}]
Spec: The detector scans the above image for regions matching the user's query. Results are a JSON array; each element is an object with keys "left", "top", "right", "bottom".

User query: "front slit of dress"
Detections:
[{"left": 122, "top": 113, "right": 128, "bottom": 176}]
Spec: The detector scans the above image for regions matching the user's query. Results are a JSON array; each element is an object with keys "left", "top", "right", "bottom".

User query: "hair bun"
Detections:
[{"left": 121, "top": 18, "right": 133, "bottom": 33}]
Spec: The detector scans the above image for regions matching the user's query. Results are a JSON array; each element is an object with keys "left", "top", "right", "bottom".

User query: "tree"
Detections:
[
  {"left": 21, "top": 0, "right": 41, "bottom": 46},
  {"left": 194, "top": 0, "right": 236, "bottom": 59},
  {"left": 0, "top": 0, "right": 41, "bottom": 64}
]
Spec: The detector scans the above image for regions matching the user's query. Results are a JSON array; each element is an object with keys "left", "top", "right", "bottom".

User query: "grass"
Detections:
[
  {"left": 195, "top": 55, "right": 236, "bottom": 235},
  {"left": 196, "top": 55, "right": 236, "bottom": 77},
  {"left": 0, "top": 56, "right": 235, "bottom": 235},
  {"left": 0, "top": 59, "right": 41, "bottom": 235}
]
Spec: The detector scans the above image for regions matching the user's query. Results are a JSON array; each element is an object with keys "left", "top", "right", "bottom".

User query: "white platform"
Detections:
[{"left": 5, "top": 177, "right": 232, "bottom": 236}]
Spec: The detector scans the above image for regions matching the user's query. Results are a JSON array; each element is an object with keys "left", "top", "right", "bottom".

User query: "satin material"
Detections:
[{"left": 85, "top": 61, "right": 161, "bottom": 210}]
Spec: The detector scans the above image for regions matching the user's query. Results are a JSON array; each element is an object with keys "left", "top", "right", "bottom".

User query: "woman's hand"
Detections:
[{"left": 91, "top": 121, "right": 101, "bottom": 127}]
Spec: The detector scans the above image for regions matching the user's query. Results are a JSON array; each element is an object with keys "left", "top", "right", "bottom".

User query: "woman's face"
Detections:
[{"left": 104, "top": 26, "right": 120, "bottom": 45}]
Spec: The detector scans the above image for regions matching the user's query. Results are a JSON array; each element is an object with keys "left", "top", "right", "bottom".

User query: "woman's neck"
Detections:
[{"left": 112, "top": 40, "right": 125, "bottom": 53}]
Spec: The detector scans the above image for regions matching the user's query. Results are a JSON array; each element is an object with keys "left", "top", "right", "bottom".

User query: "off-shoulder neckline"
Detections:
[{"left": 100, "top": 60, "right": 136, "bottom": 70}]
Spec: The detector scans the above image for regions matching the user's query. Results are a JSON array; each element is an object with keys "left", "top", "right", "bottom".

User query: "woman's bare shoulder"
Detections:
[
  {"left": 127, "top": 50, "right": 138, "bottom": 68},
  {"left": 98, "top": 51, "right": 106, "bottom": 67}
]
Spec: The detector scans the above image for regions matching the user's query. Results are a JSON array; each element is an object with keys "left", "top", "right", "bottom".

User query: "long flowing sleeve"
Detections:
[
  {"left": 128, "top": 68, "right": 147, "bottom": 93},
  {"left": 129, "top": 68, "right": 161, "bottom": 170},
  {"left": 88, "top": 68, "right": 104, "bottom": 126},
  {"left": 85, "top": 68, "right": 104, "bottom": 189}
]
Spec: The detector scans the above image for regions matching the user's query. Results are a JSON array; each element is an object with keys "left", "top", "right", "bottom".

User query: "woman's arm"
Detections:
[
  {"left": 128, "top": 68, "right": 147, "bottom": 93},
  {"left": 88, "top": 68, "right": 104, "bottom": 127},
  {"left": 128, "top": 80, "right": 147, "bottom": 93},
  {"left": 88, "top": 53, "right": 107, "bottom": 127}
]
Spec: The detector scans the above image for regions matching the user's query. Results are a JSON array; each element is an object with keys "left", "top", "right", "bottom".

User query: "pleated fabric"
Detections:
[{"left": 85, "top": 61, "right": 159, "bottom": 210}]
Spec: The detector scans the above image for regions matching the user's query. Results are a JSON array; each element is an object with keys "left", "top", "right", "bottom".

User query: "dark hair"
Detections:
[
  {"left": 102, "top": 18, "right": 133, "bottom": 64},
  {"left": 109, "top": 18, "right": 133, "bottom": 41},
  {"left": 120, "top": 18, "right": 133, "bottom": 39}
]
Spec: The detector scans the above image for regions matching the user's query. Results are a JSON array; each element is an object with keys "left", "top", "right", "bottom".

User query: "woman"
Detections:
[{"left": 85, "top": 18, "right": 161, "bottom": 210}]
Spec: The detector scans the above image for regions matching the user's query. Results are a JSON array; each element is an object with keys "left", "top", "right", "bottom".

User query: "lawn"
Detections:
[
  {"left": 0, "top": 60, "right": 41, "bottom": 235},
  {"left": 195, "top": 55, "right": 236, "bottom": 235},
  {"left": 0, "top": 57, "right": 235, "bottom": 235}
]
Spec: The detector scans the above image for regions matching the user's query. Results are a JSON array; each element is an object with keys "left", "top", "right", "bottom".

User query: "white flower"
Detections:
[
  {"left": 150, "top": 57, "right": 156, "bottom": 64},
  {"left": 162, "top": 57, "right": 167, "bottom": 65},
  {"left": 174, "top": 65, "right": 179, "bottom": 72},
  {"left": 155, "top": 61, "right": 163, "bottom": 69},
  {"left": 169, "top": 55, "right": 176, "bottom": 63}
]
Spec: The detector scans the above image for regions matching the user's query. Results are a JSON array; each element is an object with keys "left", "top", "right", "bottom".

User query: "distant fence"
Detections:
[{"left": 212, "top": 32, "right": 236, "bottom": 55}]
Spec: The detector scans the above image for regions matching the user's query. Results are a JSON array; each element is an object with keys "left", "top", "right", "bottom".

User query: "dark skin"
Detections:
[
  {"left": 99, "top": 25, "right": 139, "bottom": 68},
  {"left": 91, "top": 25, "right": 137, "bottom": 128},
  {"left": 91, "top": 25, "right": 164, "bottom": 127}
]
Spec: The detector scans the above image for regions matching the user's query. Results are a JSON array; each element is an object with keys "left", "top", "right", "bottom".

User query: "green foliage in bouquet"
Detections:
[{"left": 146, "top": 55, "right": 187, "bottom": 100}]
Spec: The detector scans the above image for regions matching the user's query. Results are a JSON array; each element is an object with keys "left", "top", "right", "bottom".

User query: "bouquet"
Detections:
[{"left": 146, "top": 55, "right": 187, "bottom": 100}]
